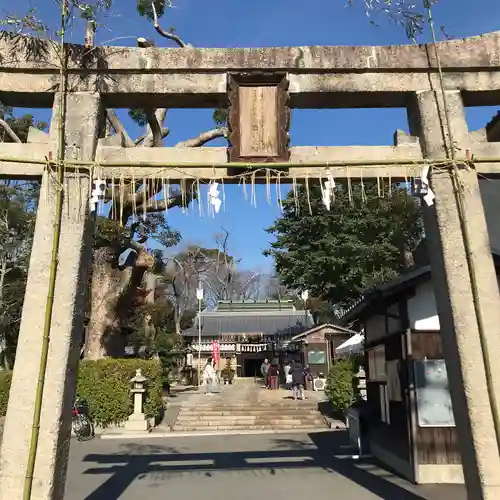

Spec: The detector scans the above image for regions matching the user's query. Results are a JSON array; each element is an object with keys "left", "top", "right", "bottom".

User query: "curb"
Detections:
[{"left": 100, "top": 426, "right": 337, "bottom": 440}]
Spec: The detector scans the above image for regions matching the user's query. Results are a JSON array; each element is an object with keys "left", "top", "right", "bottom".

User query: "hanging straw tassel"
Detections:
[
  {"left": 166, "top": 178, "right": 171, "bottom": 214},
  {"left": 292, "top": 176, "right": 299, "bottom": 214},
  {"left": 242, "top": 177, "right": 248, "bottom": 202},
  {"left": 347, "top": 168, "right": 353, "bottom": 205},
  {"left": 181, "top": 179, "right": 186, "bottom": 213},
  {"left": 75, "top": 166, "right": 81, "bottom": 221},
  {"left": 162, "top": 176, "right": 168, "bottom": 218},
  {"left": 110, "top": 175, "right": 115, "bottom": 220},
  {"left": 305, "top": 175, "right": 313, "bottom": 215},
  {"left": 63, "top": 162, "right": 69, "bottom": 217},
  {"left": 266, "top": 169, "right": 271, "bottom": 204},
  {"left": 131, "top": 175, "right": 137, "bottom": 222},
  {"left": 360, "top": 170, "right": 366, "bottom": 204},
  {"left": 275, "top": 171, "right": 284, "bottom": 212},
  {"left": 153, "top": 177, "right": 159, "bottom": 210},
  {"left": 251, "top": 171, "right": 257, "bottom": 208},
  {"left": 119, "top": 174, "right": 125, "bottom": 226},
  {"left": 197, "top": 180, "right": 203, "bottom": 217},
  {"left": 221, "top": 178, "right": 226, "bottom": 212},
  {"left": 142, "top": 177, "right": 148, "bottom": 220}
]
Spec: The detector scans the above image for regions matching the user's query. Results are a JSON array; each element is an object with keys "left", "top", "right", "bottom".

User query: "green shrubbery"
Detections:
[
  {"left": 0, "top": 371, "right": 12, "bottom": 417},
  {"left": 325, "top": 358, "right": 358, "bottom": 416},
  {"left": 0, "top": 359, "right": 164, "bottom": 427},
  {"left": 77, "top": 358, "right": 164, "bottom": 427}
]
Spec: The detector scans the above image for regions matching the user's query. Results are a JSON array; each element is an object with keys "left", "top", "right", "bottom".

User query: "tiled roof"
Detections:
[
  {"left": 215, "top": 300, "right": 295, "bottom": 312},
  {"left": 183, "top": 310, "right": 314, "bottom": 337}
]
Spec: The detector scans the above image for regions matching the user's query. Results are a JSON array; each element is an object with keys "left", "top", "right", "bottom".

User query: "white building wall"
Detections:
[{"left": 407, "top": 280, "right": 440, "bottom": 331}]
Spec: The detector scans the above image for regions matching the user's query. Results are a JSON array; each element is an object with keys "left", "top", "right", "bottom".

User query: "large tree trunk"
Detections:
[
  {"left": 85, "top": 247, "right": 130, "bottom": 359},
  {"left": 85, "top": 246, "right": 155, "bottom": 359},
  {"left": 144, "top": 271, "right": 157, "bottom": 344}
]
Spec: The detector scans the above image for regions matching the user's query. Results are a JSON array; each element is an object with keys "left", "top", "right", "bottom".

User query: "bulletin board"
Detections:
[{"left": 414, "top": 359, "right": 455, "bottom": 427}]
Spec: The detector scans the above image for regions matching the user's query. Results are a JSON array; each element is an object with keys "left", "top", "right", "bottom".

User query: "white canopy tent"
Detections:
[{"left": 335, "top": 332, "right": 364, "bottom": 357}]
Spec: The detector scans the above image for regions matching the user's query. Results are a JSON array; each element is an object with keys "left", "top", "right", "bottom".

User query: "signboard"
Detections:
[
  {"left": 228, "top": 73, "right": 290, "bottom": 163},
  {"left": 414, "top": 359, "right": 455, "bottom": 427},
  {"left": 212, "top": 341, "right": 220, "bottom": 362},
  {"left": 307, "top": 349, "right": 326, "bottom": 365}
]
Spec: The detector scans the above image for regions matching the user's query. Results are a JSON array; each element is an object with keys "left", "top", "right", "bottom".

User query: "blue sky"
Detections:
[{"left": 4, "top": 0, "right": 500, "bottom": 272}]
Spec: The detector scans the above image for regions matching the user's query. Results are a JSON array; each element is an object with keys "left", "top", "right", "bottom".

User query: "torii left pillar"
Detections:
[{"left": 0, "top": 93, "right": 101, "bottom": 500}]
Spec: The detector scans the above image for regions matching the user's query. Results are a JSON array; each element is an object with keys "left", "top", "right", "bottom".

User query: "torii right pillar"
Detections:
[{"left": 409, "top": 90, "right": 500, "bottom": 499}]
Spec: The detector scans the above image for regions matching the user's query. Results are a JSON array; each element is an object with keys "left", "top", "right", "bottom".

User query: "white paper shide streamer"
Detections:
[
  {"left": 419, "top": 165, "right": 436, "bottom": 206},
  {"left": 208, "top": 181, "right": 222, "bottom": 216},
  {"left": 90, "top": 178, "right": 106, "bottom": 213},
  {"left": 321, "top": 171, "right": 336, "bottom": 211}
]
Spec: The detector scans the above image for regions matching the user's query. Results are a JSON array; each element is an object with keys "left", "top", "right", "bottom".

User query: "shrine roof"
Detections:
[{"left": 182, "top": 310, "right": 314, "bottom": 337}]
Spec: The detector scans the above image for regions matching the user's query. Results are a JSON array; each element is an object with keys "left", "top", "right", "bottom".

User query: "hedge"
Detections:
[
  {"left": 0, "top": 358, "right": 164, "bottom": 427},
  {"left": 0, "top": 371, "right": 12, "bottom": 417},
  {"left": 325, "top": 358, "right": 357, "bottom": 416},
  {"left": 77, "top": 358, "right": 164, "bottom": 427}
]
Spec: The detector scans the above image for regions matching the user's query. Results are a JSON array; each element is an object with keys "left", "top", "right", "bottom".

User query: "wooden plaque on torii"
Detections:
[{"left": 227, "top": 72, "right": 290, "bottom": 163}]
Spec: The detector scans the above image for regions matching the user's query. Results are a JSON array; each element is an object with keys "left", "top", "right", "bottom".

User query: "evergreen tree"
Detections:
[{"left": 265, "top": 182, "right": 423, "bottom": 308}]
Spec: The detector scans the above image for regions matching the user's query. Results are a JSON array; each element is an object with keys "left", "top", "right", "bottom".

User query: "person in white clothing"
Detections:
[{"left": 202, "top": 357, "right": 216, "bottom": 395}]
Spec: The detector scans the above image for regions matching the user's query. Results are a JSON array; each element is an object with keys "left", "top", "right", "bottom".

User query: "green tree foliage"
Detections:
[
  {"left": 0, "top": 105, "right": 42, "bottom": 369},
  {"left": 265, "top": 182, "right": 423, "bottom": 308},
  {"left": 0, "top": 105, "right": 48, "bottom": 143},
  {"left": 136, "top": 0, "right": 168, "bottom": 21},
  {"left": 0, "top": 182, "right": 39, "bottom": 369},
  {"left": 348, "top": 0, "right": 437, "bottom": 41}
]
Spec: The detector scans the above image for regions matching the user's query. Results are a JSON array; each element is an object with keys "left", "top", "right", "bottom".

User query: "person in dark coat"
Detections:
[
  {"left": 290, "top": 360, "right": 305, "bottom": 400},
  {"left": 268, "top": 362, "right": 279, "bottom": 390}
]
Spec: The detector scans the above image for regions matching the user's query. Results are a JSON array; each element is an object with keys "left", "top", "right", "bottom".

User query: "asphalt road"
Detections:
[{"left": 65, "top": 430, "right": 466, "bottom": 500}]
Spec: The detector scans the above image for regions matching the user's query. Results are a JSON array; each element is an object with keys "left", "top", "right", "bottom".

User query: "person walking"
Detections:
[
  {"left": 284, "top": 361, "right": 292, "bottom": 390},
  {"left": 202, "top": 357, "right": 216, "bottom": 395},
  {"left": 269, "top": 361, "right": 279, "bottom": 390},
  {"left": 261, "top": 358, "right": 270, "bottom": 389},
  {"left": 291, "top": 360, "right": 305, "bottom": 401}
]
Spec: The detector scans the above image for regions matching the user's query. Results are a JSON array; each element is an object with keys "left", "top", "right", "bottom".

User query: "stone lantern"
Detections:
[{"left": 124, "top": 368, "right": 150, "bottom": 432}]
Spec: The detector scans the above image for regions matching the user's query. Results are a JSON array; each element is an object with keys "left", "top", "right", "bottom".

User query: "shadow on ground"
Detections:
[{"left": 77, "top": 430, "right": 464, "bottom": 500}]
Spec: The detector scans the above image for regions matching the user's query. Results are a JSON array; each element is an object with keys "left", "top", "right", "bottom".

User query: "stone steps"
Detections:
[
  {"left": 179, "top": 409, "right": 321, "bottom": 416},
  {"left": 174, "top": 404, "right": 328, "bottom": 432},
  {"left": 174, "top": 424, "right": 327, "bottom": 432},
  {"left": 171, "top": 385, "right": 330, "bottom": 433},
  {"left": 176, "top": 415, "right": 326, "bottom": 423}
]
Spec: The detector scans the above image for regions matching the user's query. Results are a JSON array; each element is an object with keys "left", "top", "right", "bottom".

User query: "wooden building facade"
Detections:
[
  {"left": 291, "top": 324, "right": 352, "bottom": 377},
  {"left": 341, "top": 250, "right": 500, "bottom": 484},
  {"left": 182, "top": 300, "right": 314, "bottom": 377}
]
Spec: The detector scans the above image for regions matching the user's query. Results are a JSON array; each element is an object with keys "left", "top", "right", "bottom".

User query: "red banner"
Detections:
[{"left": 212, "top": 341, "right": 220, "bottom": 361}]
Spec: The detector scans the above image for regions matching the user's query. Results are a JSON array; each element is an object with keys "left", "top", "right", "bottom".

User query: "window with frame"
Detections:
[{"left": 368, "top": 345, "right": 386, "bottom": 381}]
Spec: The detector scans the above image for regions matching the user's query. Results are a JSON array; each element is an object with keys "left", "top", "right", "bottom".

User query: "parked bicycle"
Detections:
[{"left": 72, "top": 398, "right": 94, "bottom": 441}]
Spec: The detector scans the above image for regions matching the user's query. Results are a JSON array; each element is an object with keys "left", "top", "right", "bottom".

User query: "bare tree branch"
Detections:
[
  {"left": 120, "top": 189, "right": 190, "bottom": 224},
  {"left": 106, "top": 110, "right": 134, "bottom": 147},
  {"left": 176, "top": 127, "right": 228, "bottom": 148},
  {"left": 0, "top": 119, "right": 21, "bottom": 143},
  {"left": 134, "top": 127, "right": 169, "bottom": 145},
  {"left": 151, "top": 1, "right": 189, "bottom": 48}
]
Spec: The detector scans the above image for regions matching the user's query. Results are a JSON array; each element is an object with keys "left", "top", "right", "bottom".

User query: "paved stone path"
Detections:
[{"left": 66, "top": 431, "right": 466, "bottom": 500}]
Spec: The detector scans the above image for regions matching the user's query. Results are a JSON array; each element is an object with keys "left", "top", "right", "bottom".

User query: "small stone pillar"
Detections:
[{"left": 125, "top": 369, "right": 150, "bottom": 432}]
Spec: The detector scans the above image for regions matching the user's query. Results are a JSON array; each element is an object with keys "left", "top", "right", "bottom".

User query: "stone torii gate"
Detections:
[{"left": 1, "top": 29, "right": 500, "bottom": 499}]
